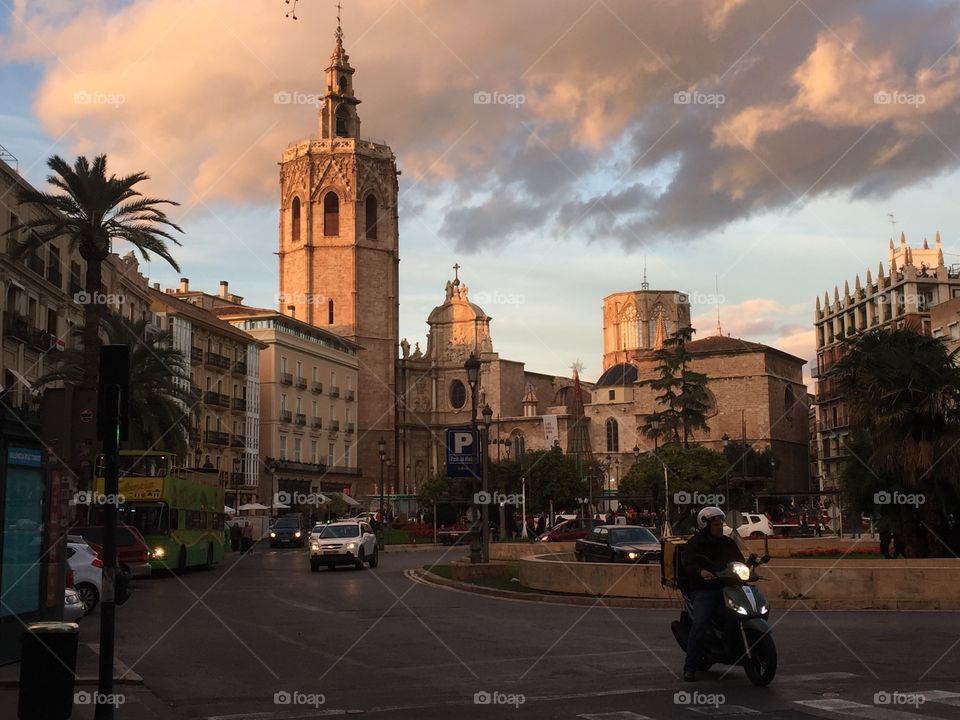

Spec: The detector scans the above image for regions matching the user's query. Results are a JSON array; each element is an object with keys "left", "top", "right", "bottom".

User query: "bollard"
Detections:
[{"left": 18, "top": 622, "right": 79, "bottom": 720}]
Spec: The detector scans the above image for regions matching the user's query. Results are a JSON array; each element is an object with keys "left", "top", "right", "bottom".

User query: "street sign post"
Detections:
[{"left": 446, "top": 427, "right": 479, "bottom": 478}]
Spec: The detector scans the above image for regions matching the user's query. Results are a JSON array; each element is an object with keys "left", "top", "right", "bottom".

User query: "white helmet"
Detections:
[{"left": 697, "top": 506, "right": 725, "bottom": 529}]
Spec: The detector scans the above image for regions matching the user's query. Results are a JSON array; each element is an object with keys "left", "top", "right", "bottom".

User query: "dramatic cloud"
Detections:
[{"left": 5, "top": 0, "right": 960, "bottom": 250}]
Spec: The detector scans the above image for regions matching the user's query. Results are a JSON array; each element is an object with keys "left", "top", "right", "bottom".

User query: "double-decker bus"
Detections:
[{"left": 94, "top": 451, "right": 227, "bottom": 571}]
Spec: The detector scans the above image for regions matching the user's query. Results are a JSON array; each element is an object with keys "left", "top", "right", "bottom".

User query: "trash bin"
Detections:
[{"left": 18, "top": 622, "right": 79, "bottom": 720}]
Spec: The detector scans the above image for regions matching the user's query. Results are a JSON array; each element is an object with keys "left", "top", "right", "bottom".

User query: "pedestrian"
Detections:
[
  {"left": 891, "top": 527, "right": 906, "bottom": 558},
  {"left": 241, "top": 521, "right": 254, "bottom": 553},
  {"left": 535, "top": 514, "right": 546, "bottom": 536},
  {"left": 877, "top": 516, "right": 892, "bottom": 558},
  {"left": 230, "top": 521, "right": 242, "bottom": 552}
]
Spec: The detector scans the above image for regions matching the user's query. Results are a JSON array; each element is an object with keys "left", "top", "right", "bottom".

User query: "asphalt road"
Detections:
[{"left": 78, "top": 544, "right": 960, "bottom": 720}]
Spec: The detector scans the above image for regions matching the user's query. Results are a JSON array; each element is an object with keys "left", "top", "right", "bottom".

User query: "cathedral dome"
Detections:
[{"left": 594, "top": 362, "right": 638, "bottom": 387}]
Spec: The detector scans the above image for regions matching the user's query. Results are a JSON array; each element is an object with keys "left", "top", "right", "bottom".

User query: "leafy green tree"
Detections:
[
  {"left": 520, "top": 446, "right": 587, "bottom": 512},
  {"left": 833, "top": 327, "right": 960, "bottom": 557},
  {"left": 720, "top": 441, "right": 775, "bottom": 509},
  {"left": 416, "top": 473, "right": 473, "bottom": 525},
  {"left": 11, "top": 155, "right": 182, "bottom": 387},
  {"left": 639, "top": 327, "right": 714, "bottom": 448},
  {"left": 38, "top": 314, "right": 194, "bottom": 456}
]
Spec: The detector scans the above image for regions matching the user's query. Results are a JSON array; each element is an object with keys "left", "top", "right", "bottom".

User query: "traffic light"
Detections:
[{"left": 97, "top": 345, "right": 130, "bottom": 443}]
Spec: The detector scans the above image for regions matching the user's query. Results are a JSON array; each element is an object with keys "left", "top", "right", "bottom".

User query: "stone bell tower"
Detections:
[{"left": 277, "top": 17, "right": 400, "bottom": 498}]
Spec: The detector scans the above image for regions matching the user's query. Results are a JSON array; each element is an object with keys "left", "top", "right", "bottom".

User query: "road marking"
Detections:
[
  {"left": 578, "top": 713, "right": 653, "bottom": 720},
  {"left": 782, "top": 672, "right": 860, "bottom": 683},
  {"left": 688, "top": 706, "right": 761, "bottom": 715},
  {"left": 796, "top": 698, "right": 954, "bottom": 720},
  {"left": 911, "top": 690, "right": 960, "bottom": 706}
]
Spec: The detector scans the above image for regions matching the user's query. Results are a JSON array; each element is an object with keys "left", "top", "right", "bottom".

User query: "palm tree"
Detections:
[
  {"left": 37, "top": 315, "right": 196, "bottom": 457},
  {"left": 9, "top": 155, "right": 182, "bottom": 387},
  {"left": 833, "top": 326, "right": 960, "bottom": 557}
]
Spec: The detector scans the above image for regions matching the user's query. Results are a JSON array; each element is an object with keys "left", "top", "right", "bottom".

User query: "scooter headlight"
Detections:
[
  {"left": 759, "top": 604, "right": 768, "bottom": 615},
  {"left": 725, "top": 595, "right": 749, "bottom": 615},
  {"left": 731, "top": 562, "right": 751, "bottom": 581}
]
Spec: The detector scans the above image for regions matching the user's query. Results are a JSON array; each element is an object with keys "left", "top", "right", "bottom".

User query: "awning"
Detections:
[
  {"left": 224, "top": 506, "right": 236, "bottom": 514},
  {"left": 238, "top": 502, "right": 269, "bottom": 511},
  {"left": 334, "top": 492, "right": 362, "bottom": 508}
]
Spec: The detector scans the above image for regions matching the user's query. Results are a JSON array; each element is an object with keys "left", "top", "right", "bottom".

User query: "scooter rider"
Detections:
[{"left": 681, "top": 506, "right": 745, "bottom": 681}]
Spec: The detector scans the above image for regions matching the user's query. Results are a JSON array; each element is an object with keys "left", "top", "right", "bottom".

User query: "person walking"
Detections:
[
  {"left": 230, "top": 521, "right": 242, "bottom": 552},
  {"left": 241, "top": 521, "right": 254, "bottom": 553}
]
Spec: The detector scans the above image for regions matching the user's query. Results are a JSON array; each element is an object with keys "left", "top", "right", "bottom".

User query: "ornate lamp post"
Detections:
[
  {"left": 722, "top": 433, "right": 731, "bottom": 510},
  {"left": 481, "top": 403, "right": 493, "bottom": 562},
  {"left": 378, "top": 437, "right": 386, "bottom": 544},
  {"left": 464, "top": 353, "right": 482, "bottom": 563}
]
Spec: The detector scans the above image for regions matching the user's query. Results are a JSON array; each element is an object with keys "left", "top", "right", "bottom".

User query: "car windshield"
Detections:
[
  {"left": 609, "top": 528, "right": 658, "bottom": 544},
  {"left": 275, "top": 518, "right": 301, "bottom": 529},
  {"left": 318, "top": 525, "right": 360, "bottom": 538}
]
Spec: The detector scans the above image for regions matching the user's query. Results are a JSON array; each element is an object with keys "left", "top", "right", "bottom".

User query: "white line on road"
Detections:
[{"left": 796, "top": 698, "right": 955, "bottom": 720}]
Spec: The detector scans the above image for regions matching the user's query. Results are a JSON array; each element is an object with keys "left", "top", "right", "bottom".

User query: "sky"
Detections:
[{"left": 4, "top": 0, "right": 960, "bottom": 387}]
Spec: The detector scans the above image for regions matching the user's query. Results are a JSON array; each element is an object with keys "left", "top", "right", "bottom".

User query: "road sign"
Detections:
[{"left": 446, "top": 427, "right": 479, "bottom": 478}]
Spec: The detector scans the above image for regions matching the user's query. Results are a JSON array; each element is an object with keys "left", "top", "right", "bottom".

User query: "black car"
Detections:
[
  {"left": 575, "top": 525, "right": 661, "bottom": 563},
  {"left": 269, "top": 515, "right": 306, "bottom": 547}
]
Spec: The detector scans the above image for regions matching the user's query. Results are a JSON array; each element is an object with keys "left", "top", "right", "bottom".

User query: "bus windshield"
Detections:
[{"left": 95, "top": 454, "right": 170, "bottom": 478}]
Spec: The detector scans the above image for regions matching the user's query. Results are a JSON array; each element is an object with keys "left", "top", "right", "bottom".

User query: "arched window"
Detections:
[
  {"left": 513, "top": 433, "right": 525, "bottom": 459},
  {"left": 335, "top": 105, "right": 350, "bottom": 137},
  {"left": 365, "top": 195, "right": 378, "bottom": 240},
  {"left": 323, "top": 192, "right": 339, "bottom": 236},
  {"left": 328, "top": 298, "right": 334, "bottom": 324},
  {"left": 291, "top": 197, "right": 301, "bottom": 243},
  {"left": 606, "top": 418, "right": 619, "bottom": 452},
  {"left": 620, "top": 305, "right": 639, "bottom": 350},
  {"left": 784, "top": 384, "right": 796, "bottom": 422}
]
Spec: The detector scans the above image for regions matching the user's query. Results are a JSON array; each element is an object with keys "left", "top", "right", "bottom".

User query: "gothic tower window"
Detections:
[
  {"left": 291, "top": 197, "right": 301, "bottom": 243},
  {"left": 335, "top": 105, "right": 350, "bottom": 137},
  {"left": 620, "top": 305, "right": 639, "bottom": 350},
  {"left": 328, "top": 298, "right": 334, "bottom": 324},
  {"left": 365, "top": 195, "right": 378, "bottom": 240},
  {"left": 513, "top": 433, "right": 525, "bottom": 459},
  {"left": 323, "top": 192, "right": 339, "bottom": 236},
  {"left": 606, "top": 418, "right": 619, "bottom": 452}
]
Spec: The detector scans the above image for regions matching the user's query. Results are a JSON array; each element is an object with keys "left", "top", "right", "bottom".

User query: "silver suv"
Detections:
[{"left": 309, "top": 521, "right": 378, "bottom": 571}]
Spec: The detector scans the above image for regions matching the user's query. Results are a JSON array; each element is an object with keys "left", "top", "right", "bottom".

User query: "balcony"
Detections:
[
  {"left": 204, "top": 391, "right": 230, "bottom": 408},
  {"left": 295, "top": 376, "right": 307, "bottom": 389},
  {"left": 232, "top": 360, "right": 247, "bottom": 376},
  {"left": 295, "top": 413, "right": 307, "bottom": 426},
  {"left": 232, "top": 397, "right": 247, "bottom": 412},
  {"left": 68, "top": 279, "right": 82, "bottom": 297},
  {"left": 205, "top": 351, "right": 231, "bottom": 370},
  {"left": 329, "top": 419, "right": 340, "bottom": 432},
  {"left": 188, "top": 427, "right": 200, "bottom": 442},
  {"left": 311, "top": 417, "right": 322, "bottom": 429},
  {"left": 230, "top": 434, "right": 246, "bottom": 448},
  {"left": 228, "top": 471, "right": 245, "bottom": 485},
  {"left": 311, "top": 381, "right": 323, "bottom": 394},
  {"left": 27, "top": 254, "right": 44, "bottom": 276},
  {"left": 190, "top": 346, "right": 203, "bottom": 365},
  {"left": 325, "top": 465, "right": 362, "bottom": 476},
  {"left": 345, "top": 422, "right": 355, "bottom": 434},
  {"left": 4, "top": 314, "right": 30, "bottom": 343},
  {"left": 329, "top": 386, "right": 340, "bottom": 398},
  {"left": 189, "top": 385, "right": 202, "bottom": 401},
  {"left": 345, "top": 389, "right": 355, "bottom": 401},
  {"left": 205, "top": 430, "right": 229, "bottom": 446},
  {"left": 279, "top": 410, "right": 293, "bottom": 423},
  {"left": 280, "top": 372, "right": 293, "bottom": 385},
  {"left": 46, "top": 266, "right": 62, "bottom": 289}
]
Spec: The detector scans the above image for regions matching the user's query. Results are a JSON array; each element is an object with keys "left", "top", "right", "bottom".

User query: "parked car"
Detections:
[
  {"left": 575, "top": 525, "right": 661, "bottom": 563},
  {"left": 66, "top": 538, "right": 103, "bottom": 614},
  {"left": 734, "top": 513, "right": 775, "bottom": 539},
  {"left": 270, "top": 515, "right": 307, "bottom": 547},
  {"left": 63, "top": 587, "right": 85, "bottom": 622},
  {"left": 538, "top": 518, "right": 598, "bottom": 543},
  {"left": 309, "top": 520, "right": 378, "bottom": 570},
  {"left": 71, "top": 524, "right": 151, "bottom": 578}
]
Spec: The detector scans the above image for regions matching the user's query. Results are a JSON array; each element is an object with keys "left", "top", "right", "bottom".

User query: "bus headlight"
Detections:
[{"left": 152, "top": 547, "right": 166, "bottom": 559}]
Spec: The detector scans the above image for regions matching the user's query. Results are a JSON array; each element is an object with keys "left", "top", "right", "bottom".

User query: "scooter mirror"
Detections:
[
  {"left": 761, "top": 554, "right": 771, "bottom": 564},
  {"left": 747, "top": 553, "right": 758, "bottom": 565}
]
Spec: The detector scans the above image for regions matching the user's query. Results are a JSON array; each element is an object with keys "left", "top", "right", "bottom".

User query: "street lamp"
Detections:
[
  {"left": 378, "top": 437, "right": 386, "bottom": 544},
  {"left": 648, "top": 420, "right": 669, "bottom": 533},
  {"left": 651, "top": 418, "right": 660, "bottom": 454},
  {"left": 464, "top": 353, "right": 481, "bottom": 563},
  {"left": 481, "top": 403, "right": 493, "bottom": 562},
  {"left": 722, "top": 433, "right": 731, "bottom": 510},
  {"left": 612, "top": 458, "right": 620, "bottom": 514}
]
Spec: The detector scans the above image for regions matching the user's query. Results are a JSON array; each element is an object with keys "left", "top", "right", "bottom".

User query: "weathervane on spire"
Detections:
[
  {"left": 641, "top": 257, "right": 649, "bottom": 291},
  {"left": 335, "top": 1, "right": 343, "bottom": 44},
  {"left": 284, "top": 0, "right": 299, "bottom": 20},
  {"left": 570, "top": 360, "right": 585, "bottom": 378}
]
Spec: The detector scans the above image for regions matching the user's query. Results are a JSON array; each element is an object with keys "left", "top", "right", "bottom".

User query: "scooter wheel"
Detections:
[{"left": 743, "top": 633, "right": 777, "bottom": 686}]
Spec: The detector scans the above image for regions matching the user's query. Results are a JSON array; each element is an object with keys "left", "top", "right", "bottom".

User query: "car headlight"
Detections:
[
  {"left": 270, "top": 532, "right": 276, "bottom": 538},
  {"left": 310, "top": 542, "right": 320, "bottom": 552},
  {"left": 346, "top": 542, "right": 356, "bottom": 551},
  {"left": 724, "top": 595, "right": 749, "bottom": 615},
  {"left": 626, "top": 552, "right": 639, "bottom": 560},
  {"left": 152, "top": 546, "right": 165, "bottom": 559},
  {"left": 294, "top": 531, "right": 301, "bottom": 538},
  {"left": 731, "top": 562, "right": 751, "bottom": 581}
]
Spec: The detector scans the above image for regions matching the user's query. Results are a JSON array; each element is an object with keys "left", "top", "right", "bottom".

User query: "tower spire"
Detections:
[
  {"left": 641, "top": 258, "right": 649, "bottom": 291},
  {"left": 318, "top": 5, "right": 361, "bottom": 140},
  {"left": 714, "top": 275, "right": 722, "bottom": 336}
]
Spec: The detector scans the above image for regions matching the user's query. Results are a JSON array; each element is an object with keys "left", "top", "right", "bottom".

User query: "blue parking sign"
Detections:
[{"left": 446, "top": 427, "right": 479, "bottom": 478}]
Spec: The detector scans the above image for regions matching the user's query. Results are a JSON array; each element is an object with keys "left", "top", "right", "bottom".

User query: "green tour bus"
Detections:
[{"left": 94, "top": 451, "right": 227, "bottom": 571}]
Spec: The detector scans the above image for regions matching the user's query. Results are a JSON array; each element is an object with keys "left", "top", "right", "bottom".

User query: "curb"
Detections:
[{"left": 0, "top": 644, "right": 143, "bottom": 687}]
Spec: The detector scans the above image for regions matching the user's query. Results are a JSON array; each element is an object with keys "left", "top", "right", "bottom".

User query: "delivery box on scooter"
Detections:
[{"left": 660, "top": 535, "right": 692, "bottom": 590}]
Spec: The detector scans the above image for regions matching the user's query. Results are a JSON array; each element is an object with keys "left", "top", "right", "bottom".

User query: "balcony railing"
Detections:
[
  {"left": 188, "top": 427, "right": 200, "bottom": 442},
  {"left": 229, "top": 471, "right": 244, "bottom": 485},
  {"left": 295, "top": 376, "right": 307, "bottom": 389},
  {"left": 230, "top": 434, "right": 246, "bottom": 447},
  {"left": 345, "top": 389, "right": 355, "bottom": 401},
  {"left": 279, "top": 410, "right": 293, "bottom": 423},
  {"left": 68, "top": 279, "right": 82, "bottom": 297},
  {"left": 325, "top": 465, "right": 362, "bottom": 476},
  {"left": 4, "top": 314, "right": 57, "bottom": 352},
  {"left": 205, "top": 430, "right": 229, "bottom": 446},
  {"left": 190, "top": 347, "right": 203, "bottom": 365},
  {"left": 311, "top": 381, "right": 323, "bottom": 394},
  {"left": 27, "top": 254, "right": 44, "bottom": 276},
  {"left": 232, "top": 397, "right": 247, "bottom": 412},
  {"left": 329, "top": 386, "right": 340, "bottom": 398},
  {"left": 345, "top": 422, "right": 355, "bottom": 434},
  {"left": 204, "top": 391, "right": 230, "bottom": 408},
  {"left": 232, "top": 360, "right": 248, "bottom": 376},
  {"left": 205, "top": 351, "right": 231, "bottom": 370},
  {"left": 46, "top": 266, "right": 62, "bottom": 289},
  {"left": 295, "top": 413, "right": 307, "bottom": 426},
  {"left": 280, "top": 372, "right": 293, "bottom": 385},
  {"left": 329, "top": 419, "right": 340, "bottom": 432},
  {"left": 311, "top": 417, "right": 322, "bottom": 429}
]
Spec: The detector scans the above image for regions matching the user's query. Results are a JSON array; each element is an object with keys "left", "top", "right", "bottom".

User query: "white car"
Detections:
[
  {"left": 63, "top": 588, "right": 85, "bottom": 622},
  {"left": 309, "top": 520, "right": 378, "bottom": 571},
  {"left": 66, "top": 539, "right": 103, "bottom": 614},
  {"left": 733, "top": 512, "right": 775, "bottom": 539}
]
